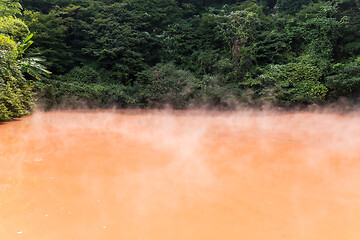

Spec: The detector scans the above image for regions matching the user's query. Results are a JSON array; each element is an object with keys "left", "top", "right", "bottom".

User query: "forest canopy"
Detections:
[{"left": 1, "top": 0, "right": 360, "bottom": 119}]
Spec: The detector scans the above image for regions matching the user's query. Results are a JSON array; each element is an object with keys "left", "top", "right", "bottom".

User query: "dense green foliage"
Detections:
[
  {"left": 0, "top": 0, "right": 34, "bottom": 120},
  {"left": 2, "top": 0, "right": 360, "bottom": 118}
]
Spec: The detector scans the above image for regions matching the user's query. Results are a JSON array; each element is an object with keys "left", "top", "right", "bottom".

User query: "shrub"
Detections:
[
  {"left": 195, "top": 74, "right": 241, "bottom": 108},
  {"left": 0, "top": 34, "right": 34, "bottom": 121},
  {"left": 255, "top": 62, "right": 327, "bottom": 104},
  {"left": 325, "top": 57, "right": 360, "bottom": 98},
  {"left": 36, "top": 76, "right": 136, "bottom": 109},
  {"left": 136, "top": 63, "right": 199, "bottom": 109}
]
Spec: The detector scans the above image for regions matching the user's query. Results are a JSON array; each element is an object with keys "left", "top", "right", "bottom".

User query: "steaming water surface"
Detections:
[{"left": 1, "top": 110, "right": 360, "bottom": 240}]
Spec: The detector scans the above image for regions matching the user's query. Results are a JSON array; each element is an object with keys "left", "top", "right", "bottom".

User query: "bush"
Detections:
[
  {"left": 36, "top": 76, "right": 136, "bottom": 109},
  {"left": 255, "top": 62, "right": 327, "bottom": 104},
  {"left": 325, "top": 57, "right": 360, "bottom": 98},
  {"left": 0, "top": 34, "right": 34, "bottom": 121},
  {"left": 135, "top": 63, "right": 199, "bottom": 109},
  {"left": 195, "top": 74, "right": 241, "bottom": 108},
  {"left": 0, "top": 16, "right": 29, "bottom": 42},
  {"left": 58, "top": 66, "right": 109, "bottom": 84}
]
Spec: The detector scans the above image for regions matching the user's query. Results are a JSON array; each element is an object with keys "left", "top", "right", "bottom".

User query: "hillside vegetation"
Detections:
[{"left": 1, "top": 0, "right": 360, "bottom": 119}]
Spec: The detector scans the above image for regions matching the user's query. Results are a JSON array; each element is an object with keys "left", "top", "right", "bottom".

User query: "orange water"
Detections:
[{"left": 1, "top": 110, "right": 360, "bottom": 240}]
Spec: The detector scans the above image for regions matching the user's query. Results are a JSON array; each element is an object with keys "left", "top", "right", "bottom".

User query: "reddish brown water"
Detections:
[{"left": 1, "top": 110, "right": 360, "bottom": 240}]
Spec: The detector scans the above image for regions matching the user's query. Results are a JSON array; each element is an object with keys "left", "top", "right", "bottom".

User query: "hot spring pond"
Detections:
[{"left": 1, "top": 110, "right": 360, "bottom": 240}]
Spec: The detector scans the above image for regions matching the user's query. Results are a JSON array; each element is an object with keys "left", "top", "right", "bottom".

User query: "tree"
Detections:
[
  {"left": 0, "top": 0, "right": 48, "bottom": 120},
  {"left": 0, "top": 33, "right": 34, "bottom": 120},
  {"left": 275, "top": 0, "right": 316, "bottom": 14},
  {"left": 219, "top": 3, "right": 262, "bottom": 77},
  {"left": 0, "top": 0, "right": 22, "bottom": 16},
  {"left": 23, "top": 9, "right": 74, "bottom": 74}
]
